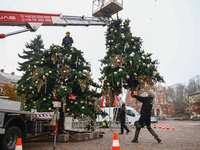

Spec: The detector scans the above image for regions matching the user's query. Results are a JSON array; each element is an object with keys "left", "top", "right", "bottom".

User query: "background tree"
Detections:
[
  {"left": 167, "top": 75, "right": 200, "bottom": 116},
  {"left": 2, "top": 84, "right": 18, "bottom": 100},
  {"left": 100, "top": 19, "right": 164, "bottom": 105}
]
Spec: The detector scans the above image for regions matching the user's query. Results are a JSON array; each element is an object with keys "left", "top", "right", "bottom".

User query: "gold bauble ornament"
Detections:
[
  {"left": 133, "top": 46, "right": 136, "bottom": 49},
  {"left": 107, "top": 83, "right": 110, "bottom": 86},
  {"left": 43, "top": 98, "right": 47, "bottom": 101},
  {"left": 22, "top": 89, "right": 25, "bottom": 91},
  {"left": 61, "top": 82, "right": 64, "bottom": 85},
  {"left": 131, "top": 39, "right": 134, "bottom": 42},
  {"left": 67, "top": 108, "right": 70, "bottom": 112},
  {"left": 128, "top": 25, "right": 131, "bottom": 29},
  {"left": 35, "top": 81, "right": 38, "bottom": 84},
  {"left": 117, "top": 82, "right": 120, "bottom": 86},
  {"left": 110, "top": 28, "right": 114, "bottom": 32},
  {"left": 70, "top": 48, "right": 74, "bottom": 52},
  {"left": 49, "top": 71, "right": 52, "bottom": 74},
  {"left": 48, "top": 107, "right": 52, "bottom": 111},
  {"left": 115, "top": 30, "right": 117, "bottom": 33}
]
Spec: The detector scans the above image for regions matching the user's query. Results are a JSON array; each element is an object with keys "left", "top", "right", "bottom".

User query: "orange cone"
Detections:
[
  {"left": 167, "top": 123, "right": 169, "bottom": 129},
  {"left": 112, "top": 133, "right": 120, "bottom": 150},
  {"left": 162, "top": 123, "right": 165, "bottom": 129},
  {"left": 154, "top": 124, "right": 156, "bottom": 128},
  {"left": 172, "top": 126, "right": 175, "bottom": 130},
  {"left": 159, "top": 123, "right": 161, "bottom": 129},
  {"left": 15, "top": 138, "right": 22, "bottom": 150}
]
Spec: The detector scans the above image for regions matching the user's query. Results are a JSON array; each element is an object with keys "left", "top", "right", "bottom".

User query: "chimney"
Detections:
[
  {"left": 1, "top": 69, "right": 4, "bottom": 72},
  {"left": 11, "top": 72, "right": 15, "bottom": 75}
]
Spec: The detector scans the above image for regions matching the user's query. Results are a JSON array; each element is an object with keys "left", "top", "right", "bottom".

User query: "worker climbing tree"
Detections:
[{"left": 99, "top": 19, "right": 164, "bottom": 106}]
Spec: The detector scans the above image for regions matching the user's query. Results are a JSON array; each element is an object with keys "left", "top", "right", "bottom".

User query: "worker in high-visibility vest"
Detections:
[
  {"left": 131, "top": 91, "right": 161, "bottom": 143},
  {"left": 62, "top": 31, "right": 73, "bottom": 47},
  {"left": 119, "top": 103, "right": 130, "bottom": 134}
]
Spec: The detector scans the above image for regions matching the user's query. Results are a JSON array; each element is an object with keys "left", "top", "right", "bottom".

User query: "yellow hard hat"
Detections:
[{"left": 66, "top": 31, "right": 70, "bottom": 34}]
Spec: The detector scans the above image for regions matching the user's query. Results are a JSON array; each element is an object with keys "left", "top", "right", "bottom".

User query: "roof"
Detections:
[
  {"left": 188, "top": 91, "right": 200, "bottom": 97},
  {"left": 0, "top": 72, "right": 21, "bottom": 84},
  {"left": 168, "top": 96, "right": 174, "bottom": 102}
]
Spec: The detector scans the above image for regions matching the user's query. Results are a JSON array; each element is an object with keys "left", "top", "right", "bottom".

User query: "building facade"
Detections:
[
  {"left": 0, "top": 69, "right": 21, "bottom": 95},
  {"left": 126, "top": 84, "right": 175, "bottom": 118},
  {"left": 188, "top": 91, "right": 200, "bottom": 116}
]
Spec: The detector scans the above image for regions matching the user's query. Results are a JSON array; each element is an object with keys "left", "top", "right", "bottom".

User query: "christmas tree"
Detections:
[
  {"left": 17, "top": 35, "right": 44, "bottom": 109},
  {"left": 100, "top": 19, "right": 164, "bottom": 105},
  {"left": 17, "top": 38, "right": 106, "bottom": 131}
]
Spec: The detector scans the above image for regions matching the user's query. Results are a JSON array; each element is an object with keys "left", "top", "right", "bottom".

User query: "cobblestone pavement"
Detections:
[{"left": 23, "top": 120, "right": 200, "bottom": 150}]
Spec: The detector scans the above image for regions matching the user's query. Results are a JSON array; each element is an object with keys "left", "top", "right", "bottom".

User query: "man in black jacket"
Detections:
[
  {"left": 62, "top": 31, "right": 73, "bottom": 47},
  {"left": 131, "top": 91, "right": 161, "bottom": 143},
  {"left": 119, "top": 103, "right": 130, "bottom": 134}
]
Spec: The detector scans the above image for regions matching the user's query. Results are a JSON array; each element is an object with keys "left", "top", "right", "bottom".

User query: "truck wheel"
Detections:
[{"left": 1, "top": 126, "right": 22, "bottom": 150}]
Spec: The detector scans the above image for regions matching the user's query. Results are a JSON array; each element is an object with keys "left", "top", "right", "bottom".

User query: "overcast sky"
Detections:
[{"left": 0, "top": 0, "right": 200, "bottom": 86}]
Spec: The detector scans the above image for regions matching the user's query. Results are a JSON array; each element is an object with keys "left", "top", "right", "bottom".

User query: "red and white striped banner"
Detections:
[{"left": 32, "top": 113, "right": 53, "bottom": 120}]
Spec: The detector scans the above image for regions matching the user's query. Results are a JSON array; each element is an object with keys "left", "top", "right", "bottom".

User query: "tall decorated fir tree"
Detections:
[
  {"left": 17, "top": 41, "right": 105, "bottom": 131},
  {"left": 100, "top": 19, "right": 164, "bottom": 106}
]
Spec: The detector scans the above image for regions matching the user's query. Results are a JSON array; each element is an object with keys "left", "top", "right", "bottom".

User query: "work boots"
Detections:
[
  {"left": 131, "top": 128, "right": 140, "bottom": 143},
  {"left": 155, "top": 136, "right": 162, "bottom": 143},
  {"left": 131, "top": 139, "right": 138, "bottom": 143}
]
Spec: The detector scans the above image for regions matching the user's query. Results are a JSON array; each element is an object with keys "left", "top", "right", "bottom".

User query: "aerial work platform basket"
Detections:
[{"left": 92, "top": 0, "right": 123, "bottom": 18}]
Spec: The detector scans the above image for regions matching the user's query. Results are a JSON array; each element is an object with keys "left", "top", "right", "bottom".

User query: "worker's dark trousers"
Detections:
[
  {"left": 120, "top": 119, "right": 129, "bottom": 134},
  {"left": 133, "top": 115, "right": 158, "bottom": 140}
]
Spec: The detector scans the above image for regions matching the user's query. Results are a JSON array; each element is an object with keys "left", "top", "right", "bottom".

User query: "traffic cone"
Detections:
[
  {"left": 112, "top": 133, "right": 120, "bottom": 150},
  {"left": 162, "top": 123, "right": 165, "bottom": 129},
  {"left": 15, "top": 138, "right": 22, "bottom": 150},
  {"left": 167, "top": 123, "right": 169, "bottom": 129},
  {"left": 159, "top": 123, "right": 161, "bottom": 129},
  {"left": 154, "top": 124, "right": 156, "bottom": 128},
  {"left": 172, "top": 126, "right": 175, "bottom": 130}
]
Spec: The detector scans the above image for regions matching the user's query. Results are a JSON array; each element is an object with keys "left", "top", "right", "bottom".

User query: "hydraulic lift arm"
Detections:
[{"left": 0, "top": 10, "right": 107, "bottom": 39}]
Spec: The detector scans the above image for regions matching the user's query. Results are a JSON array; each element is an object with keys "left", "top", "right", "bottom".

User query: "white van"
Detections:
[{"left": 96, "top": 106, "right": 157, "bottom": 126}]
